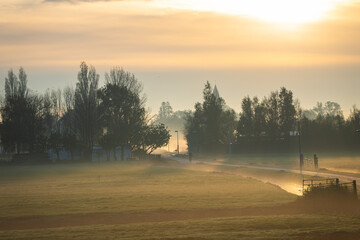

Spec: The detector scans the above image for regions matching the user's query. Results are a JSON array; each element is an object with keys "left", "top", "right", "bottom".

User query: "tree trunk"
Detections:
[
  {"left": 56, "top": 149, "right": 60, "bottom": 162},
  {"left": 113, "top": 147, "right": 117, "bottom": 161},
  {"left": 121, "top": 145, "right": 124, "bottom": 160},
  {"left": 106, "top": 150, "right": 110, "bottom": 161}
]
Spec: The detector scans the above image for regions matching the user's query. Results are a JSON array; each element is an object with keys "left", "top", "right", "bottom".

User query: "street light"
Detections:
[{"left": 175, "top": 130, "right": 179, "bottom": 155}]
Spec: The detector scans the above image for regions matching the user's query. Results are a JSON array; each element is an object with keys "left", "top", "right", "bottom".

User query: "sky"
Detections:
[{"left": 1, "top": 0, "right": 360, "bottom": 116}]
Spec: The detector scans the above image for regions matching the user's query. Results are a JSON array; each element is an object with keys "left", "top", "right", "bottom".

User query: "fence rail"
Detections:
[{"left": 302, "top": 178, "right": 357, "bottom": 198}]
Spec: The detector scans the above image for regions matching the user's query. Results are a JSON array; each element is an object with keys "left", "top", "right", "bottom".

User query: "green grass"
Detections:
[
  {"left": 0, "top": 161, "right": 295, "bottom": 218},
  {"left": 1, "top": 214, "right": 360, "bottom": 240},
  {"left": 1, "top": 160, "right": 360, "bottom": 240}
]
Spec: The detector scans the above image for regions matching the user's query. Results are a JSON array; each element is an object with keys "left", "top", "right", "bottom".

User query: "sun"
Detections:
[{"left": 156, "top": 0, "right": 345, "bottom": 24}]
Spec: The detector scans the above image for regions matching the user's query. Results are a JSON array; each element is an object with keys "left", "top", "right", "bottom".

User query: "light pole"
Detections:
[{"left": 175, "top": 130, "right": 179, "bottom": 155}]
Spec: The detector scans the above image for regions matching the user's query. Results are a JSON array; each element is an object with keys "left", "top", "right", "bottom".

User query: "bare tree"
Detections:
[
  {"left": 63, "top": 86, "right": 75, "bottom": 113},
  {"left": 105, "top": 66, "right": 143, "bottom": 94},
  {"left": 5, "top": 69, "right": 18, "bottom": 98},
  {"left": 62, "top": 86, "right": 77, "bottom": 160}
]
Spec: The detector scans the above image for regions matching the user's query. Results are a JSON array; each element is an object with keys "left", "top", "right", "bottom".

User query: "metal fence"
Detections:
[{"left": 303, "top": 178, "right": 357, "bottom": 198}]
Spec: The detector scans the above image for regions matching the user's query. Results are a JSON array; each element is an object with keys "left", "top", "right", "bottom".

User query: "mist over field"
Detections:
[{"left": 1, "top": 0, "right": 360, "bottom": 239}]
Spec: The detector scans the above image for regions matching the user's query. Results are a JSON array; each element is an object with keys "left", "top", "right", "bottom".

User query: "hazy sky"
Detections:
[{"left": 1, "top": 0, "right": 360, "bottom": 116}]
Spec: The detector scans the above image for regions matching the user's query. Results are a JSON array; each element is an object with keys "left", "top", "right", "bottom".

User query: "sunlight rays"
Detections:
[{"left": 156, "top": 0, "right": 348, "bottom": 24}]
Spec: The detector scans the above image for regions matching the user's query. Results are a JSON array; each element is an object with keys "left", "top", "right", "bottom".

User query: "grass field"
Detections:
[
  {"left": 1, "top": 160, "right": 360, "bottom": 239},
  {"left": 2, "top": 215, "right": 360, "bottom": 240},
  {"left": 0, "top": 161, "right": 294, "bottom": 218}
]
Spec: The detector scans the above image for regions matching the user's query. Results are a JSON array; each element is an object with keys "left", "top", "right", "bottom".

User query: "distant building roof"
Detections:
[{"left": 213, "top": 85, "right": 220, "bottom": 99}]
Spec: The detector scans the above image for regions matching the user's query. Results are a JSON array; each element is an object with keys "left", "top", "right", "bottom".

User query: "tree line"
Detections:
[
  {"left": 0, "top": 62, "right": 170, "bottom": 161},
  {"left": 184, "top": 82, "right": 360, "bottom": 154}
]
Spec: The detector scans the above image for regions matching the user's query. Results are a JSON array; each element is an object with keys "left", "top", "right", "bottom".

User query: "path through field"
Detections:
[{"left": 167, "top": 155, "right": 360, "bottom": 195}]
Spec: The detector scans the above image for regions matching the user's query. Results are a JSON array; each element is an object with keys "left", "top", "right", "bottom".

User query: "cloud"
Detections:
[
  {"left": 43, "top": 0, "right": 150, "bottom": 2},
  {"left": 2, "top": 0, "right": 360, "bottom": 70}
]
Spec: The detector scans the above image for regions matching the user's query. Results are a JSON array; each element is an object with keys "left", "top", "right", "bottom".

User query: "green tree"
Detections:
[
  {"left": 324, "top": 101, "right": 343, "bottom": 117},
  {"left": 185, "top": 82, "right": 236, "bottom": 153},
  {"left": 98, "top": 67, "right": 146, "bottom": 160},
  {"left": 1, "top": 68, "right": 47, "bottom": 154},
  {"left": 253, "top": 97, "right": 266, "bottom": 136},
  {"left": 237, "top": 96, "right": 253, "bottom": 137},
  {"left": 264, "top": 91, "right": 280, "bottom": 138},
  {"left": 75, "top": 62, "right": 100, "bottom": 160},
  {"left": 158, "top": 101, "right": 173, "bottom": 121},
  {"left": 279, "top": 87, "right": 296, "bottom": 135},
  {"left": 140, "top": 123, "right": 171, "bottom": 154},
  {"left": 62, "top": 86, "right": 77, "bottom": 160}
]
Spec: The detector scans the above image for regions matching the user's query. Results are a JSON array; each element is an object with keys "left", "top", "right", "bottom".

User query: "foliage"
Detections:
[
  {"left": 158, "top": 101, "right": 173, "bottom": 120},
  {"left": 279, "top": 87, "right": 296, "bottom": 134},
  {"left": 98, "top": 83, "right": 146, "bottom": 158},
  {"left": 237, "top": 96, "right": 253, "bottom": 137},
  {"left": 184, "top": 82, "right": 237, "bottom": 153},
  {"left": 75, "top": 62, "right": 100, "bottom": 158},
  {"left": 303, "top": 101, "right": 343, "bottom": 120},
  {"left": 97, "top": 67, "right": 148, "bottom": 159},
  {"left": 0, "top": 64, "right": 171, "bottom": 161},
  {"left": 138, "top": 123, "right": 171, "bottom": 154},
  {"left": 0, "top": 68, "right": 48, "bottom": 153},
  {"left": 155, "top": 101, "right": 188, "bottom": 134},
  {"left": 237, "top": 87, "right": 297, "bottom": 140},
  {"left": 1, "top": 65, "right": 360, "bottom": 158}
]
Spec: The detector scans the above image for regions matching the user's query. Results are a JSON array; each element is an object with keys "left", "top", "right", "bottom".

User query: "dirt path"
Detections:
[{"left": 168, "top": 155, "right": 360, "bottom": 184}]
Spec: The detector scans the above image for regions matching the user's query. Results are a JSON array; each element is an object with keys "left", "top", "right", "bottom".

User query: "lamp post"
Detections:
[{"left": 175, "top": 130, "right": 179, "bottom": 155}]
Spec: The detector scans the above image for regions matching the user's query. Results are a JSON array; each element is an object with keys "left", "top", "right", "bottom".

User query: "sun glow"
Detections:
[{"left": 156, "top": 0, "right": 345, "bottom": 24}]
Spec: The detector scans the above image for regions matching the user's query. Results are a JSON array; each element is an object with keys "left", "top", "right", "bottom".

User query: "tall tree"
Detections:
[
  {"left": 105, "top": 66, "right": 143, "bottom": 95},
  {"left": 98, "top": 67, "right": 146, "bottom": 160},
  {"left": 237, "top": 96, "right": 253, "bottom": 137},
  {"left": 158, "top": 101, "right": 173, "bottom": 121},
  {"left": 202, "top": 82, "right": 224, "bottom": 150},
  {"left": 75, "top": 62, "right": 99, "bottom": 159},
  {"left": 264, "top": 91, "right": 280, "bottom": 138},
  {"left": 185, "top": 82, "right": 236, "bottom": 153},
  {"left": 278, "top": 87, "right": 296, "bottom": 135},
  {"left": 1, "top": 68, "right": 46, "bottom": 154},
  {"left": 253, "top": 97, "right": 267, "bottom": 136},
  {"left": 62, "top": 86, "right": 77, "bottom": 160},
  {"left": 324, "top": 101, "right": 343, "bottom": 117}
]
